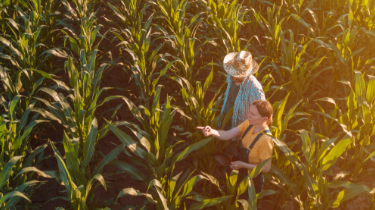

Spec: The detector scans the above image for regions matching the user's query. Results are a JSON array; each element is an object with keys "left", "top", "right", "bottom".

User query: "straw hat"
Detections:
[{"left": 223, "top": 51, "right": 259, "bottom": 77}]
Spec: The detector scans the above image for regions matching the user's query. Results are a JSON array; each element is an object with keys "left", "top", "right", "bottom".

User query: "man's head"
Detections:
[{"left": 223, "top": 50, "right": 259, "bottom": 77}]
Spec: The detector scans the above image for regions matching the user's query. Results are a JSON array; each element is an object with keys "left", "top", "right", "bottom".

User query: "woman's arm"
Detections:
[
  {"left": 230, "top": 159, "right": 272, "bottom": 173},
  {"left": 196, "top": 126, "right": 241, "bottom": 140}
]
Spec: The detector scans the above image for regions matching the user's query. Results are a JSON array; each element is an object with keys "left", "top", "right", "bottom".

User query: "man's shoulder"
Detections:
[
  {"left": 247, "top": 75, "right": 261, "bottom": 83},
  {"left": 246, "top": 75, "right": 263, "bottom": 90}
]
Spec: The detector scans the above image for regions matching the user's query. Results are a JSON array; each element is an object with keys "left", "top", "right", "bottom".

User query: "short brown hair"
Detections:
[{"left": 252, "top": 100, "right": 273, "bottom": 127}]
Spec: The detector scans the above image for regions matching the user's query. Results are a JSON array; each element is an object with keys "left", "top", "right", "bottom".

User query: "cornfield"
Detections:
[{"left": 0, "top": 0, "right": 375, "bottom": 209}]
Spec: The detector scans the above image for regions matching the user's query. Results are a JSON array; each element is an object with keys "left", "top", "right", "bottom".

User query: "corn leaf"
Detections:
[{"left": 0, "top": 156, "right": 23, "bottom": 189}]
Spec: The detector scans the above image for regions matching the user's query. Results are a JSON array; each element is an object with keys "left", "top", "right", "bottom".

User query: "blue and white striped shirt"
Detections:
[{"left": 220, "top": 74, "right": 266, "bottom": 129}]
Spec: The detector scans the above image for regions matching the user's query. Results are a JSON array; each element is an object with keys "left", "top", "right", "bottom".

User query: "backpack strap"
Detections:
[{"left": 249, "top": 129, "right": 271, "bottom": 150}]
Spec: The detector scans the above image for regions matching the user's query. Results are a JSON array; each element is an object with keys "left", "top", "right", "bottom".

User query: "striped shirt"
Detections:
[{"left": 220, "top": 74, "right": 266, "bottom": 129}]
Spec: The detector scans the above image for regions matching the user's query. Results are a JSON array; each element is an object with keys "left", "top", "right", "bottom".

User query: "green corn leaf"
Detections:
[
  {"left": 68, "top": 37, "right": 80, "bottom": 56},
  {"left": 112, "top": 160, "right": 148, "bottom": 181},
  {"left": 0, "top": 191, "right": 30, "bottom": 205},
  {"left": 11, "top": 120, "right": 47, "bottom": 150},
  {"left": 86, "top": 50, "right": 98, "bottom": 75},
  {"left": 4, "top": 180, "right": 39, "bottom": 208},
  {"left": 15, "top": 167, "right": 60, "bottom": 180},
  {"left": 85, "top": 174, "right": 106, "bottom": 200},
  {"left": 270, "top": 165, "right": 299, "bottom": 195},
  {"left": 363, "top": 150, "right": 375, "bottom": 162},
  {"left": 229, "top": 169, "right": 239, "bottom": 188},
  {"left": 317, "top": 137, "right": 338, "bottom": 163},
  {"left": 50, "top": 141, "right": 74, "bottom": 196},
  {"left": 331, "top": 184, "right": 370, "bottom": 208},
  {"left": 366, "top": 75, "right": 375, "bottom": 104},
  {"left": 274, "top": 92, "right": 290, "bottom": 137},
  {"left": 18, "top": 102, "right": 33, "bottom": 133},
  {"left": 149, "top": 179, "right": 169, "bottom": 209},
  {"left": 39, "top": 87, "right": 60, "bottom": 102},
  {"left": 291, "top": 14, "right": 314, "bottom": 33},
  {"left": 9, "top": 95, "right": 22, "bottom": 121},
  {"left": 178, "top": 174, "right": 206, "bottom": 199},
  {"left": 237, "top": 199, "right": 249, "bottom": 210},
  {"left": 116, "top": 188, "right": 156, "bottom": 204},
  {"left": 0, "top": 156, "right": 23, "bottom": 189},
  {"left": 173, "top": 137, "right": 213, "bottom": 163},
  {"left": 300, "top": 129, "right": 312, "bottom": 166},
  {"left": 63, "top": 131, "right": 86, "bottom": 186},
  {"left": 104, "top": 119, "right": 148, "bottom": 159},
  {"left": 201, "top": 171, "right": 224, "bottom": 195},
  {"left": 92, "top": 143, "right": 125, "bottom": 175},
  {"left": 159, "top": 97, "right": 174, "bottom": 155},
  {"left": 354, "top": 71, "right": 367, "bottom": 106},
  {"left": 257, "top": 189, "right": 276, "bottom": 200},
  {"left": 82, "top": 118, "right": 98, "bottom": 169},
  {"left": 250, "top": 157, "right": 271, "bottom": 178},
  {"left": 237, "top": 175, "right": 249, "bottom": 196},
  {"left": 188, "top": 195, "right": 232, "bottom": 210},
  {"left": 321, "top": 136, "right": 352, "bottom": 171}
]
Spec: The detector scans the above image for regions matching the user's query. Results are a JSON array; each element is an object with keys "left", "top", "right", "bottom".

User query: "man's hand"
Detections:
[
  {"left": 196, "top": 126, "right": 212, "bottom": 137},
  {"left": 230, "top": 161, "right": 246, "bottom": 170}
]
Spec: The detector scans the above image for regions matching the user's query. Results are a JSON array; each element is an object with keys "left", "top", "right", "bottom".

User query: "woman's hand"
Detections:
[
  {"left": 196, "top": 126, "right": 212, "bottom": 137},
  {"left": 230, "top": 161, "right": 246, "bottom": 170}
]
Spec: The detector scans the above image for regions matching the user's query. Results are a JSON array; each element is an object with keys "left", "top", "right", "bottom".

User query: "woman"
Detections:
[{"left": 197, "top": 100, "right": 274, "bottom": 196}]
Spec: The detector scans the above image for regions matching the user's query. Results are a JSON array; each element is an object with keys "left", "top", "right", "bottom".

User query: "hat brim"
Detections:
[{"left": 223, "top": 52, "right": 259, "bottom": 77}]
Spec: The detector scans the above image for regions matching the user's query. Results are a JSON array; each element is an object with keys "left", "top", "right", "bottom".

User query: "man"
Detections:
[{"left": 220, "top": 50, "right": 266, "bottom": 157}]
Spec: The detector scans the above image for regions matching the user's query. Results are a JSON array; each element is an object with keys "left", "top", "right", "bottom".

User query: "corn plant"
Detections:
[
  {"left": 55, "top": 0, "right": 109, "bottom": 66},
  {"left": 155, "top": 0, "right": 214, "bottom": 82},
  {"left": 313, "top": 72, "right": 375, "bottom": 179},
  {"left": 237, "top": 159, "right": 274, "bottom": 210},
  {"left": 199, "top": 170, "right": 249, "bottom": 210},
  {"left": 0, "top": 16, "right": 44, "bottom": 70},
  {"left": 251, "top": 5, "right": 285, "bottom": 59},
  {"left": 270, "top": 125, "right": 372, "bottom": 209},
  {"left": 0, "top": 100, "right": 49, "bottom": 208},
  {"left": 45, "top": 130, "right": 118, "bottom": 210},
  {"left": 60, "top": 0, "right": 98, "bottom": 24},
  {"left": 200, "top": 0, "right": 249, "bottom": 53},
  {"left": 0, "top": 0, "right": 11, "bottom": 36},
  {"left": 33, "top": 52, "right": 122, "bottom": 154},
  {"left": 0, "top": 0, "right": 60, "bottom": 73},
  {"left": 0, "top": 65, "right": 55, "bottom": 207},
  {"left": 271, "top": 92, "right": 309, "bottom": 139},
  {"left": 282, "top": 0, "right": 317, "bottom": 38},
  {"left": 0, "top": 156, "right": 32, "bottom": 209},
  {"left": 193, "top": 160, "right": 273, "bottom": 210},
  {"left": 279, "top": 30, "right": 332, "bottom": 103},
  {"left": 110, "top": 0, "right": 179, "bottom": 106},
  {"left": 106, "top": 89, "right": 214, "bottom": 209},
  {"left": 59, "top": 18, "right": 107, "bottom": 62},
  {"left": 169, "top": 68, "right": 226, "bottom": 174}
]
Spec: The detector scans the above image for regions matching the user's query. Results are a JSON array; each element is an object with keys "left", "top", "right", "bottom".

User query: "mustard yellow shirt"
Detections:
[{"left": 237, "top": 120, "right": 274, "bottom": 165}]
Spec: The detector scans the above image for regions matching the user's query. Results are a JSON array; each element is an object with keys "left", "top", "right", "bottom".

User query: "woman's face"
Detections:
[{"left": 247, "top": 105, "right": 267, "bottom": 125}]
